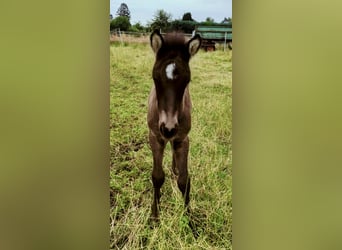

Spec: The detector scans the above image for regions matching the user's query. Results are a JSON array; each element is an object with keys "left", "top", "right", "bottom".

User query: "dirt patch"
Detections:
[{"left": 110, "top": 139, "right": 145, "bottom": 168}]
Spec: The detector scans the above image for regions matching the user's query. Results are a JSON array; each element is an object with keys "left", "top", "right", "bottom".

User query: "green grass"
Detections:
[{"left": 110, "top": 41, "right": 232, "bottom": 249}]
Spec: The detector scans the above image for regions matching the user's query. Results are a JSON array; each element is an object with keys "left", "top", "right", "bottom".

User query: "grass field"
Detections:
[{"left": 110, "top": 41, "right": 232, "bottom": 249}]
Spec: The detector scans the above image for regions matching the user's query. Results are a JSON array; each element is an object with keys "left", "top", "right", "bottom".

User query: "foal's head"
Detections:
[{"left": 150, "top": 30, "right": 201, "bottom": 139}]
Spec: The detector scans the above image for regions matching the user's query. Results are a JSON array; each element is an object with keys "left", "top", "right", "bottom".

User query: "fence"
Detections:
[
  {"left": 109, "top": 30, "right": 231, "bottom": 51},
  {"left": 110, "top": 29, "right": 193, "bottom": 45},
  {"left": 110, "top": 30, "right": 150, "bottom": 44}
]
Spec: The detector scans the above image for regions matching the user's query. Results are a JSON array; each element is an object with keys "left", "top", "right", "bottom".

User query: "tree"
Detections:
[
  {"left": 200, "top": 17, "right": 216, "bottom": 26},
  {"left": 223, "top": 17, "right": 232, "bottom": 23},
  {"left": 149, "top": 9, "right": 172, "bottom": 32},
  {"left": 182, "top": 12, "right": 194, "bottom": 21},
  {"left": 110, "top": 16, "right": 131, "bottom": 31},
  {"left": 221, "top": 17, "right": 232, "bottom": 28},
  {"left": 205, "top": 17, "right": 215, "bottom": 23},
  {"left": 116, "top": 3, "right": 130, "bottom": 20},
  {"left": 129, "top": 22, "right": 147, "bottom": 32},
  {"left": 170, "top": 20, "right": 197, "bottom": 33}
]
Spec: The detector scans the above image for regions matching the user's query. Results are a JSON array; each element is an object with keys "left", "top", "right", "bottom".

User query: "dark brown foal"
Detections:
[{"left": 147, "top": 30, "right": 201, "bottom": 221}]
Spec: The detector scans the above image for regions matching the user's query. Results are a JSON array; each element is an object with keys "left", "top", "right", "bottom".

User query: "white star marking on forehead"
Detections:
[{"left": 165, "top": 63, "right": 176, "bottom": 80}]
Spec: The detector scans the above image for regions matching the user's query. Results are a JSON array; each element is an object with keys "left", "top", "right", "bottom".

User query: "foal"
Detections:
[{"left": 147, "top": 30, "right": 201, "bottom": 221}]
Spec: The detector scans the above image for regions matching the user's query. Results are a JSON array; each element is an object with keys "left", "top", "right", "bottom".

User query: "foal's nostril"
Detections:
[{"left": 160, "top": 123, "right": 178, "bottom": 138}]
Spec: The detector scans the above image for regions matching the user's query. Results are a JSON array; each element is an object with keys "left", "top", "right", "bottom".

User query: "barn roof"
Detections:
[
  {"left": 196, "top": 26, "right": 232, "bottom": 33},
  {"left": 195, "top": 25, "right": 232, "bottom": 40}
]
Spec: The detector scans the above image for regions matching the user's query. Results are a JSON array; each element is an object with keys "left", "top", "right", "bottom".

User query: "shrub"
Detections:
[{"left": 110, "top": 16, "right": 131, "bottom": 31}]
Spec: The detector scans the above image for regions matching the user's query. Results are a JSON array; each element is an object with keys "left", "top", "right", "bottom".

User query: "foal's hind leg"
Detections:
[
  {"left": 149, "top": 131, "right": 166, "bottom": 221},
  {"left": 172, "top": 137, "right": 190, "bottom": 207}
]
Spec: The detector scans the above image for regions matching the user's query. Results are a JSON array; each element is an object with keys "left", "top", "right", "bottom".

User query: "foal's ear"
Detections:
[
  {"left": 188, "top": 34, "right": 202, "bottom": 57},
  {"left": 150, "top": 29, "right": 164, "bottom": 54}
]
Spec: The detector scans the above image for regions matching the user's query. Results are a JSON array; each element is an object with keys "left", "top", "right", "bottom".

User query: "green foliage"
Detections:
[
  {"left": 149, "top": 9, "right": 172, "bottom": 32},
  {"left": 196, "top": 17, "right": 230, "bottom": 27},
  {"left": 147, "top": 12, "right": 231, "bottom": 32},
  {"left": 110, "top": 16, "right": 131, "bottom": 31},
  {"left": 198, "top": 17, "right": 216, "bottom": 26},
  {"left": 170, "top": 20, "right": 197, "bottom": 33},
  {"left": 205, "top": 17, "right": 215, "bottom": 23},
  {"left": 222, "top": 17, "right": 232, "bottom": 27},
  {"left": 223, "top": 17, "right": 232, "bottom": 23},
  {"left": 182, "top": 12, "right": 194, "bottom": 21},
  {"left": 129, "top": 22, "right": 147, "bottom": 32}
]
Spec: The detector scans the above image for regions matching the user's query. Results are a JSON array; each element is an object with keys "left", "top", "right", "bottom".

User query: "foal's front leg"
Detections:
[
  {"left": 172, "top": 136, "right": 190, "bottom": 207},
  {"left": 149, "top": 131, "right": 165, "bottom": 221},
  {"left": 173, "top": 136, "right": 199, "bottom": 236}
]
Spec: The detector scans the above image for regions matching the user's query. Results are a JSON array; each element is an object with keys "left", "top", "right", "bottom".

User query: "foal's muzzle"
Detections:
[
  {"left": 160, "top": 122, "right": 178, "bottom": 139},
  {"left": 158, "top": 110, "right": 179, "bottom": 139}
]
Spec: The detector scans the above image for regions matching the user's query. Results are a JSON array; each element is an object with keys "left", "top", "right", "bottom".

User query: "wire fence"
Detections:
[
  {"left": 110, "top": 30, "right": 149, "bottom": 44},
  {"left": 109, "top": 29, "right": 232, "bottom": 50},
  {"left": 110, "top": 29, "right": 193, "bottom": 44}
]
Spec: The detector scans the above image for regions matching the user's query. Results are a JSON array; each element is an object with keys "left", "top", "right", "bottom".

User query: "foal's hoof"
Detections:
[
  {"left": 171, "top": 170, "right": 178, "bottom": 180},
  {"left": 189, "top": 219, "right": 200, "bottom": 239},
  {"left": 149, "top": 215, "right": 160, "bottom": 229},
  {"left": 185, "top": 207, "right": 201, "bottom": 238},
  {"left": 171, "top": 163, "right": 179, "bottom": 178}
]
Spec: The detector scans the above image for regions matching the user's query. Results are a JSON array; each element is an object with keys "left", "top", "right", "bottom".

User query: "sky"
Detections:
[{"left": 110, "top": 0, "right": 232, "bottom": 26}]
